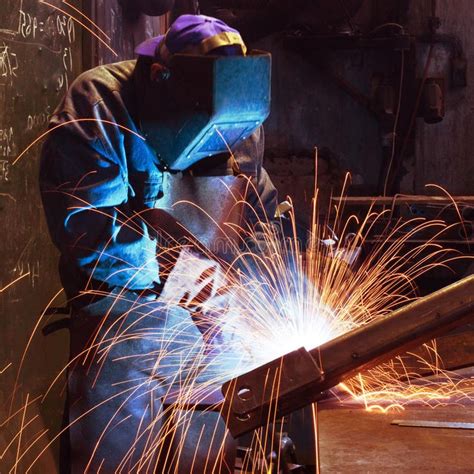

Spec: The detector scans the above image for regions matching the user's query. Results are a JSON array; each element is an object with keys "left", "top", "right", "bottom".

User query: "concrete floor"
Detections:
[
  {"left": 3, "top": 368, "right": 473, "bottom": 473},
  {"left": 318, "top": 401, "right": 474, "bottom": 473}
]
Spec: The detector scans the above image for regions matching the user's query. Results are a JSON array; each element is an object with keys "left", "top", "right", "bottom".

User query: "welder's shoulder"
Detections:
[{"left": 56, "top": 60, "right": 137, "bottom": 117}]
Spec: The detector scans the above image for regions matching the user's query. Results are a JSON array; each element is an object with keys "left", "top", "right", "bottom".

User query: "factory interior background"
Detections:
[{"left": 1, "top": 0, "right": 474, "bottom": 472}]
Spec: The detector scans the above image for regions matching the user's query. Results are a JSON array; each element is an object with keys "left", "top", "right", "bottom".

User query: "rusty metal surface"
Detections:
[
  {"left": 410, "top": 0, "right": 474, "bottom": 196},
  {"left": 312, "top": 275, "right": 474, "bottom": 382},
  {"left": 329, "top": 195, "right": 474, "bottom": 249},
  {"left": 226, "top": 347, "right": 323, "bottom": 419},
  {"left": 318, "top": 401, "right": 474, "bottom": 472}
]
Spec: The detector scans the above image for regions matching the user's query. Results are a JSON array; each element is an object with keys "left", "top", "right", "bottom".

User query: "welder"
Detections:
[{"left": 39, "top": 14, "right": 277, "bottom": 473}]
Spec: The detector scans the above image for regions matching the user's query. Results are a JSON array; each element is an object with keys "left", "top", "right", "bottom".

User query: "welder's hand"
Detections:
[{"left": 157, "top": 245, "right": 231, "bottom": 354}]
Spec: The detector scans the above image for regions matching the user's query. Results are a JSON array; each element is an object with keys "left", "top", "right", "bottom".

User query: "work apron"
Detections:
[
  {"left": 66, "top": 249, "right": 238, "bottom": 473},
  {"left": 156, "top": 167, "right": 253, "bottom": 257}
]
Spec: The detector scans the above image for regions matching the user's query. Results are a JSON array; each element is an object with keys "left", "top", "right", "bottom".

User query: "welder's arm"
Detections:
[{"left": 40, "top": 120, "right": 159, "bottom": 291}]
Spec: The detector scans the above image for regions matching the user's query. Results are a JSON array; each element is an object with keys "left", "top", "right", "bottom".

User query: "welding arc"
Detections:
[{"left": 222, "top": 274, "right": 474, "bottom": 437}]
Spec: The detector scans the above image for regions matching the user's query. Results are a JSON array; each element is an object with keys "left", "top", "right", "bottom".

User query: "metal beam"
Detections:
[{"left": 222, "top": 275, "right": 474, "bottom": 437}]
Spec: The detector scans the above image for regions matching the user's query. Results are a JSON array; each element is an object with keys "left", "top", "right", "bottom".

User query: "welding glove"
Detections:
[{"left": 158, "top": 247, "right": 234, "bottom": 353}]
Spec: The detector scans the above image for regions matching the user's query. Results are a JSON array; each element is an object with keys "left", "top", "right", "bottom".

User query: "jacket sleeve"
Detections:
[{"left": 39, "top": 109, "right": 160, "bottom": 293}]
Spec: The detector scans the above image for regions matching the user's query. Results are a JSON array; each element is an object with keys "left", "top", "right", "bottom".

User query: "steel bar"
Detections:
[
  {"left": 330, "top": 195, "right": 474, "bottom": 205},
  {"left": 391, "top": 420, "right": 474, "bottom": 430}
]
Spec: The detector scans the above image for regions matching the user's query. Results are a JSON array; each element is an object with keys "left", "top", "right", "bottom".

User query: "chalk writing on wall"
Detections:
[
  {"left": 0, "top": 160, "right": 10, "bottom": 182},
  {"left": 0, "top": 127, "right": 14, "bottom": 157},
  {"left": 0, "top": 42, "right": 19, "bottom": 86},
  {"left": 0, "top": 0, "right": 82, "bottom": 305}
]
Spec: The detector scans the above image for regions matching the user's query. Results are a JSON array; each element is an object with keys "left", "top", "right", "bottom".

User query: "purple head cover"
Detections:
[{"left": 135, "top": 14, "right": 246, "bottom": 64}]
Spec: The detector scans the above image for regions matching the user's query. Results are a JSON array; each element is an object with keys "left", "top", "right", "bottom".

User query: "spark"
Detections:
[
  {"left": 0, "top": 273, "right": 30, "bottom": 293},
  {"left": 14, "top": 394, "right": 29, "bottom": 474},
  {"left": 0, "top": 363, "right": 12, "bottom": 374},
  {"left": 61, "top": 0, "right": 112, "bottom": 41},
  {"left": 39, "top": 1, "right": 118, "bottom": 57},
  {"left": 12, "top": 118, "right": 145, "bottom": 165},
  {"left": 91, "top": 187, "right": 473, "bottom": 470}
]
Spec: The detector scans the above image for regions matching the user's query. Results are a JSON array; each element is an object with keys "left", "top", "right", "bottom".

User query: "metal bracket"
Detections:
[{"left": 222, "top": 347, "right": 324, "bottom": 437}]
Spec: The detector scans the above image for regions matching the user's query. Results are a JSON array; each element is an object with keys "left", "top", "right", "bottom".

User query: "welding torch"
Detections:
[{"left": 221, "top": 274, "right": 474, "bottom": 437}]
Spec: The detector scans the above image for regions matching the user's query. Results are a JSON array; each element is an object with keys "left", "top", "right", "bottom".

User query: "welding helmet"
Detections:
[{"left": 135, "top": 14, "right": 271, "bottom": 171}]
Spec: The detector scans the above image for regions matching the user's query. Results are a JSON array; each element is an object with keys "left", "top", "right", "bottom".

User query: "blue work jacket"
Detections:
[{"left": 39, "top": 60, "right": 277, "bottom": 299}]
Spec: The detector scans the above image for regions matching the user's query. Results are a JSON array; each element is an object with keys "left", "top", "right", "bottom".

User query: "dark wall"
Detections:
[
  {"left": 190, "top": 1, "right": 412, "bottom": 215},
  {"left": 0, "top": 2, "right": 165, "bottom": 471},
  {"left": 0, "top": 0, "right": 82, "bottom": 469},
  {"left": 195, "top": 0, "right": 473, "bottom": 215},
  {"left": 274, "top": 0, "right": 473, "bottom": 199},
  {"left": 83, "top": 0, "right": 166, "bottom": 69},
  {"left": 408, "top": 0, "right": 474, "bottom": 195}
]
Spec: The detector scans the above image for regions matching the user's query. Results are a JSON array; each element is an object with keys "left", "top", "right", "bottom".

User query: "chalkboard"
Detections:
[
  {"left": 83, "top": 0, "right": 165, "bottom": 69},
  {"left": 0, "top": 0, "right": 82, "bottom": 469},
  {"left": 0, "top": 2, "right": 168, "bottom": 469}
]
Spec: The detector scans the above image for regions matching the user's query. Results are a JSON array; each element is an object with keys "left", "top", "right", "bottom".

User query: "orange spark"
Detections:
[
  {"left": 62, "top": 0, "right": 112, "bottom": 41},
  {"left": 0, "top": 363, "right": 12, "bottom": 374},
  {"left": 39, "top": 0, "right": 118, "bottom": 57},
  {"left": 12, "top": 118, "right": 145, "bottom": 166},
  {"left": 0, "top": 273, "right": 30, "bottom": 293}
]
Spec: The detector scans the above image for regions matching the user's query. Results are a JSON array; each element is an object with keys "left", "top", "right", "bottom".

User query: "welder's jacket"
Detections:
[{"left": 40, "top": 60, "right": 277, "bottom": 299}]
